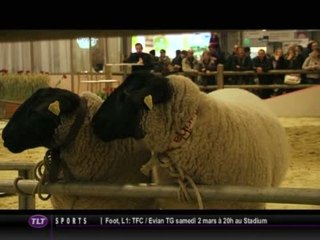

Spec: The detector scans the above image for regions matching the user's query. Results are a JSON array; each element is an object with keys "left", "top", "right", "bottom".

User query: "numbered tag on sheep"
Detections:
[{"left": 48, "top": 100, "right": 60, "bottom": 116}]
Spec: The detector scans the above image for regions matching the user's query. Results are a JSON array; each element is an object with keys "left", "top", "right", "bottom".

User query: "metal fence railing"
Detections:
[
  {"left": 0, "top": 180, "right": 320, "bottom": 208},
  {"left": 0, "top": 161, "right": 36, "bottom": 209}
]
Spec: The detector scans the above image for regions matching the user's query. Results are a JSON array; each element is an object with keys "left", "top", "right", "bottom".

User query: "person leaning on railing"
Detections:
[
  {"left": 283, "top": 46, "right": 303, "bottom": 93},
  {"left": 171, "top": 50, "right": 183, "bottom": 72},
  {"left": 229, "top": 47, "right": 253, "bottom": 85},
  {"left": 182, "top": 49, "right": 199, "bottom": 82},
  {"left": 157, "top": 49, "right": 172, "bottom": 75},
  {"left": 270, "top": 48, "right": 286, "bottom": 96},
  {"left": 197, "top": 51, "right": 217, "bottom": 86},
  {"left": 252, "top": 49, "right": 273, "bottom": 99},
  {"left": 302, "top": 47, "right": 320, "bottom": 84}
]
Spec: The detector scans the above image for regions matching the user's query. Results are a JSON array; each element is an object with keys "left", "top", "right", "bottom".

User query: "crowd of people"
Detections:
[{"left": 124, "top": 35, "right": 320, "bottom": 99}]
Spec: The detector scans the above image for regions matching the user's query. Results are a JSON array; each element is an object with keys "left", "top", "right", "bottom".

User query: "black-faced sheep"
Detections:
[
  {"left": 91, "top": 72, "right": 290, "bottom": 209},
  {"left": 2, "top": 88, "right": 153, "bottom": 209}
]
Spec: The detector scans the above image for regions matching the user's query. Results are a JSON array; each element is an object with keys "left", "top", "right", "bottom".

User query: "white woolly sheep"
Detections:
[
  {"left": 92, "top": 72, "right": 290, "bottom": 209},
  {"left": 2, "top": 88, "right": 153, "bottom": 209}
]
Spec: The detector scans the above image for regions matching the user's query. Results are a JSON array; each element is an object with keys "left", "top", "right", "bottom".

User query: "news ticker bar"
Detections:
[
  {"left": 1, "top": 214, "right": 320, "bottom": 228},
  {"left": 53, "top": 214, "right": 320, "bottom": 227}
]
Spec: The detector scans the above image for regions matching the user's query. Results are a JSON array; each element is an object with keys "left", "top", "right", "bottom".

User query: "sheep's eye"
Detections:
[
  {"left": 123, "top": 89, "right": 130, "bottom": 96},
  {"left": 28, "top": 108, "right": 37, "bottom": 116},
  {"left": 118, "top": 89, "right": 130, "bottom": 101}
]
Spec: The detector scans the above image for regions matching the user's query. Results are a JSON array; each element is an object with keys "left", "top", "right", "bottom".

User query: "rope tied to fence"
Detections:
[
  {"left": 142, "top": 109, "right": 204, "bottom": 209},
  {"left": 33, "top": 149, "right": 61, "bottom": 200},
  {"left": 13, "top": 150, "right": 60, "bottom": 201},
  {"left": 13, "top": 177, "right": 29, "bottom": 196},
  {"left": 13, "top": 150, "right": 57, "bottom": 200},
  {"left": 157, "top": 153, "right": 204, "bottom": 209}
]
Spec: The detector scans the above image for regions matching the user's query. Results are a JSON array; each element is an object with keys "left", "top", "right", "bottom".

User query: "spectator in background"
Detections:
[
  {"left": 182, "top": 49, "right": 199, "bottom": 82},
  {"left": 232, "top": 44, "right": 239, "bottom": 55},
  {"left": 284, "top": 46, "right": 301, "bottom": 70},
  {"left": 159, "top": 49, "right": 171, "bottom": 65},
  {"left": 270, "top": 48, "right": 286, "bottom": 96},
  {"left": 252, "top": 49, "right": 273, "bottom": 99},
  {"left": 208, "top": 33, "right": 225, "bottom": 65},
  {"left": 197, "top": 51, "right": 217, "bottom": 85},
  {"left": 208, "top": 42, "right": 225, "bottom": 65},
  {"left": 172, "top": 50, "right": 183, "bottom": 72},
  {"left": 302, "top": 47, "right": 320, "bottom": 84},
  {"left": 303, "top": 40, "right": 319, "bottom": 60},
  {"left": 209, "top": 32, "right": 220, "bottom": 47},
  {"left": 224, "top": 45, "right": 240, "bottom": 71},
  {"left": 149, "top": 49, "right": 159, "bottom": 63},
  {"left": 270, "top": 48, "right": 286, "bottom": 83},
  {"left": 182, "top": 49, "right": 199, "bottom": 72},
  {"left": 311, "top": 41, "right": 319, "bottom": 50},
  {"left": 295, "top": 45, "right": 305, "bottom": 68},
  {"left": 244, "top": 47, "right": 251, "bottom": 58},
  {"left": 91, "top": 45, "right": 105, "bottom": 72},
  {"left": 149, "top": 49, "right": 160, "bottom": 72},
  {"left": 295, "top": 45, "right": 306, "bottom": 83},
  {"left": 149, "top": 49, "right": 158, "bottom": 61},
  {"left": 283, "top": 46, "right": 302, "bottom": 94},
  {"left": 208, "top": 45, "right": 219, "bottom": 65},
  {"left": 158, "top": 49, "right": 172, "bottom": 75},
  {"left": 181, "top": 50, "right": 188, "bottom": 60},
  {"left": 229, "top": 47, "right": 253, "bottom": 84},
  {"left": 124, "top": 43, "right": 153, "bottom": 72}
]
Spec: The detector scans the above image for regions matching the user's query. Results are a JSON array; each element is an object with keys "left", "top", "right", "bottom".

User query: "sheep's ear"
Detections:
[
  {"left": 48, "top": 100, "right": 60, "bottom": 116},
  {"left": 147, "top": 78, "right": 172, "bottom": 106},
  {"left": 144, "top": 95, "right": 153, "bottom": 110},
  {"left": 124, "top": 72, "right": 172, "bottom": 109}
]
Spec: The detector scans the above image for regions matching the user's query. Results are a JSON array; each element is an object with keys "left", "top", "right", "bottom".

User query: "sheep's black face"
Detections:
[
  {"left": 2, "top": 88, "right": 80, "bottom": 153},
  {"left": 92, "top": 71, "right": 172, "bottom": 142},
  {"left": 92, "top": 90, "right": 143, "bottom": 142}
]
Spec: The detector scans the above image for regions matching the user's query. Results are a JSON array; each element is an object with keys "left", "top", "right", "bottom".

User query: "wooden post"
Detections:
[
  {"left": 70, "top": 39, "right": 75, "bottom": 93},
  {"left": 105, "top": 65, "right": 112, "bottom": 91},
  {"left": 30, "top": 41, "right": 35, "bottom": 72},
  {"left": 105, "top": 65, "right": 112, "bottom": 79},
  {"left": 122, "top": 36, "right": 131, "bottom": 81},
  {"left": 217, "top": 64, "right": 224, "bottom": 89},
  {"left": 104, "top": 37, "right": 108, "bottom": 80}
]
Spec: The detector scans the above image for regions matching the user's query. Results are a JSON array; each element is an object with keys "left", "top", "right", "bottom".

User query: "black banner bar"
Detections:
[
  {"left": 1, "top": 212, "right": 320, "bottom": 240},
  {"left": 1, "top": 212, "right": 320, "bottom": 228}
]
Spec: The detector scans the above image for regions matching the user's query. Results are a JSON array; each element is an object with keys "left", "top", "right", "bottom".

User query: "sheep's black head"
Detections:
[
  {"left": 92, "top": 71, "right": 172, "bottom": 142},
  {"left": 2, "top": 88, "right": 80, "bottom": 153}
]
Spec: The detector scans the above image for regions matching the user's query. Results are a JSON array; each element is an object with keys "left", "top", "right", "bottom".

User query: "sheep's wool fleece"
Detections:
[
  {"left": 51, "top": 91, "right": 153, "bottom": 209},
  {"left": 142, "top": 75, "right": 290, "bottom": 209}
]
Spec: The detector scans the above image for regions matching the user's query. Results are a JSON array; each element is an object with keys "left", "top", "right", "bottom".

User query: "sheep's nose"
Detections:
[
  {"left": 2, "top": 128, "right": 8, "bottom": 141},
  {"left": 2, "top": 126, "right": 16, "bottom": 144},
  {"left": 2, "top": 131, "right": 10, "bottom": 148}
]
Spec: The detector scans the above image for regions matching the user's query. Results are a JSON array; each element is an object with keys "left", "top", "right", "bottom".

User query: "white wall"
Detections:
[{"left": 265, "top": 86, "right": 320, "bottom": 117}]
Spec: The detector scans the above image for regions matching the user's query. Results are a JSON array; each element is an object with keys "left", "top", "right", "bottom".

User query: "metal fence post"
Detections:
[{"left": 18, "top": 169, "right": 35, "bottom": 209}]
